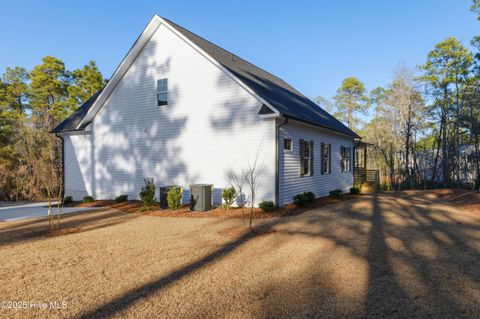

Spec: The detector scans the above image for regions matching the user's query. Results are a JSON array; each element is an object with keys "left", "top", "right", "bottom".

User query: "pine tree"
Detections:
[
  {"left": 333, "top": 77, "right": 369, "bottom": 129},
  {"left": 68, "top": 60, "right": 105, "bottom": 108},
  {"left": 419, "top": 37, "right": 472, "bottom": 185},
  {"left": 29, "top": 56, "right": 70, "bottom": 128}
]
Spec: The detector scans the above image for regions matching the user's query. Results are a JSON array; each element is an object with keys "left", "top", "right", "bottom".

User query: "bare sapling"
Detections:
[
  {"left": 245, "top": 143, "right": 266, "bottom": 229},
  {"left": 226, "top": 168, "right": 248, "bottom": 226}
]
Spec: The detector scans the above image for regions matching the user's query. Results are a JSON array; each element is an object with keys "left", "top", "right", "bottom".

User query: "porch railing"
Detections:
[{"left": 354, "top": 167, "right": 379, "bottom": 185}]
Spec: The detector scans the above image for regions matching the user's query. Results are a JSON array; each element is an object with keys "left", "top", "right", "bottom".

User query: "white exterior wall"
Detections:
[
  {"left": 279, "top": 121, "right": 354, "bottom": 206},
  {"left": 64, "top": 132, "right": 92, "bottom": 200},
  {"left": 64, "top": 23, "right": 275, "bottom": 205}
]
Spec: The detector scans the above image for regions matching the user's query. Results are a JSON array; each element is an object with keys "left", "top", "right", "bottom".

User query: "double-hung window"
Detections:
[
  {"left": 157, "top": 78, "right": 168, "bottom": 106},
  {"left": 300, "top": 139, "right": 313, "bottom": 176},
  {"left": 341, "top": 146, "right": 351, "bottom": 172},
  {"left": 321, "top": 143, "right": 331, "bottom": 174}
]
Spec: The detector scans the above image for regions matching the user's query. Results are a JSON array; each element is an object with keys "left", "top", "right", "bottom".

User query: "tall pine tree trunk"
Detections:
[
  {"left": 432, "top": 121, "right": 443, "bottom": 183},
  {"left": 404, "top": 101, "right": 413, "bottom": 188}
]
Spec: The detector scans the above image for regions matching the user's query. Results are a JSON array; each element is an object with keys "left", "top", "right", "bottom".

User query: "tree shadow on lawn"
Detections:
[
  {"left": 0, "top": 208, "right": 138, "bottom": 247},
  {"left": 77, "top": 217, "right": 283, "bottom": 319},
  {"left": 77, "top": 193, "right": 480, "bottom": 318}
]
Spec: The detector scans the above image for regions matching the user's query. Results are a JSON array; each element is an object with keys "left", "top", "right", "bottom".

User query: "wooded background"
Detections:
[
  {"left": 314, "top": 1, "right": 480, "bottom": 191},
  {"left": 0, "top": 58, "right": 105, "bottom": 200}
]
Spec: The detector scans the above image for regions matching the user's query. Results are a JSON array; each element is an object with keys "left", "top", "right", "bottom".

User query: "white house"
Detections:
[{"left": 52, "top": 15, "right": 360, "bottom": 207}]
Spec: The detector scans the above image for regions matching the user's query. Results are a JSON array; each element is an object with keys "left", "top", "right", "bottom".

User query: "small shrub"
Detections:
[
  {"left": 115, "top": 194, "right": 128, "bottom": 202},
  {"left": 329, "top": 189, "right": 343, "bottom": 199},
  {"left": 63, "top": 196, "right": 73, "bottom": 206},
  {"left": 259, "top": 200, "right": 276, "bottom": 212},
  {"left": 167, "top": 187, "right": 183, "bottom": 210},
  {"left": 82, "top": 196, "right": 94, "bottom": 203},
  {"left": 349, "top": 187, "right": 360, "bottom": 195},
  {"left": 303, "top": 191, "right": 315, "bottom": 203},
  {"left": 139, "top": 179, "right": 156, "bottom": 211},
  {"left": 293, "top": 193, "right": 307, "bottom": 207},
  {"left": 222, "top": 187, "right": 236, "bottom": 209},
  {"left": 293, "top": 191, "right": 315, "bottom": 208}
]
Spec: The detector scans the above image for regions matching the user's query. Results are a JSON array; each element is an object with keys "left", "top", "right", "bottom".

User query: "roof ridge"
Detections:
[
  {"left": 53, "top": 16, "right": 359, "bottom": 138},
  {"left": 160, "top": 16, "right": 296, "bottom": 91}
]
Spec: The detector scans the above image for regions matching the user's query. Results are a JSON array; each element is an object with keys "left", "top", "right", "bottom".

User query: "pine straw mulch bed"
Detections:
[{"left": 69, "top": 194, "right": 363, "bottom": 219}]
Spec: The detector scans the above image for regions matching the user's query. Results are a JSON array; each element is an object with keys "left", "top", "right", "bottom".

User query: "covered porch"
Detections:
[{"left": 354, "top": 141, "right": 379, "bottom": 187}]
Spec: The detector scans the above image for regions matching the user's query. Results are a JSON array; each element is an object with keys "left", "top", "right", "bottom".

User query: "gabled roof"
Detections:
[
  {"left": 51, "top": 90, "right": 101, "bottom": 133},
  {"left": 53, "top": 16, "right": 359, "bottom": 138}
]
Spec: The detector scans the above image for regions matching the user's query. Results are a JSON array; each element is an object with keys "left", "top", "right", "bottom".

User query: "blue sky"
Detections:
[{"left": 0, "top": 0, "right": 477, "bottom": 101}]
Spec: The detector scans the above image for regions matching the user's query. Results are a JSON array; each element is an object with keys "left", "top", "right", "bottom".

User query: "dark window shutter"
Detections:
[
  {"left": 299, "top": 139, "right": 304, "bottom": 177},
  {"left": 310, "top": 140, "right": 314, "bottom": 175},
  {"left": 350, "top": 147, "right": 353, "bottom": 172},
  {"left": 320, "top": 143, "right": 325, "bottom": 175},
  {"left": 328, "top": 144, "right": 332, "bottom": 174},
  {"left": 352, "top": 147, "right": 355, "bottom": 171},
  {"left": 340, "top": 146, "right": 344, "bottom": 172}
]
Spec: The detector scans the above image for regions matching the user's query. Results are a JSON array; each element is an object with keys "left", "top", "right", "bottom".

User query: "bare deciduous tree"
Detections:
[{"left": 245, "top": 142, "right": 266, "bottom": 229}]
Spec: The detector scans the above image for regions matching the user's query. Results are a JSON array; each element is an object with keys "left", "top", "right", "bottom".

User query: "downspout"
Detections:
[
  {"left": 54, "top": 133, "right": 65, "bottom": 199},
  {"left": 275, "top": 116, "right": 288, "bottom": 207}
]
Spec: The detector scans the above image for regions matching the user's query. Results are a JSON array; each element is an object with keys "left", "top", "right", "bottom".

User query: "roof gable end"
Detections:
[{"left": 54, "top": 15, "right": 359, "bottom": 138}]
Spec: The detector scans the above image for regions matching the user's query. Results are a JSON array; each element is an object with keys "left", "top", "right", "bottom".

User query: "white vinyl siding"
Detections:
[
  {"left": 63, "top": 133, "right": 92, "bottom": 200},
  {"left": 279, "top": 121, "right": 354, "bottom": 206},
  {"left": 64, "top": 22, "right": 275, "bottom": 205}
]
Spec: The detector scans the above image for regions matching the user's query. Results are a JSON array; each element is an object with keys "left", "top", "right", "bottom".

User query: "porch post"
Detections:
[{"left": 363, "top": 146, "right": 367, "bottom": 180}]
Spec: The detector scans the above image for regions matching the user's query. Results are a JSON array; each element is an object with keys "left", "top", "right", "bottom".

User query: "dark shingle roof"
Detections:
[
  {"left": 51, "top": 90, "right": 102, "bottom": 133},
  {"left": 163, "top": 18, "right": 359, "bottom": 138},
  {"left": 53, "top": 17, "right": 359, "bottom": 138}
]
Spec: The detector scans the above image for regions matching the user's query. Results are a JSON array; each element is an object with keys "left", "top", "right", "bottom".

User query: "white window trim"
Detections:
[
  {"left": 301, "top": 140, "right": 312, "bottom": 177},
  {"left": 157, "top": 78, "right": 168, "bottom": 106}
]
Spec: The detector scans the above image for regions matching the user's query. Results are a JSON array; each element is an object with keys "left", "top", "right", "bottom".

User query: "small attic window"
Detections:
[
  {"left": 284, "top": 138, "right": 292, "bottom": 151},
  {"left": 157, "top": 78, "right": 168, "bottom": 106}
]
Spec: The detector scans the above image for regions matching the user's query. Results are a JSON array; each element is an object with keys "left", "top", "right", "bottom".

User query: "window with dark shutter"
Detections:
[
  {"left": 322, "top": 143, "right": 330, "bottom": 174},
  {"left": 328, "top": 144, "right": 331, "bottom": 174},
  {"left": 303, "top": 141, "right": 310, "bottom": 176},
  {"left": 346, "top": 146, "right": 351, "bottom": 172},
  {"left": 341, "top": 146, "right": 351, "bottom": 172},
  {"left": 341, "top": 146, "right": 345, "bottom": 172},
  {"left": 310, "top": 140, "right": 314, "bottom": 175},
  {"left": 299, "top": 139, "right": 305, "bottom": 176}
]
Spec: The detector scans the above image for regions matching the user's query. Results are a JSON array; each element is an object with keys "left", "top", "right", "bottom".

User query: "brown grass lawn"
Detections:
[{"left": 0, "top": 191, "right": 479, "bottom": 318}]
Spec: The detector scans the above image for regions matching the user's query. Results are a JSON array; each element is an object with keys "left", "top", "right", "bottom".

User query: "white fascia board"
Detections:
[
  {"left": 259, "top": 113, "right": 280, "bottom": 119},
  {"left": 76, "top": 16, "right": 162, "bottom": 129}
]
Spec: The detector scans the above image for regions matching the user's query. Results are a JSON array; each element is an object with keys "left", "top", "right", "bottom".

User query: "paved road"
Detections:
[{"left": 0, "top": 202, "right": 96, "bottom": 221}]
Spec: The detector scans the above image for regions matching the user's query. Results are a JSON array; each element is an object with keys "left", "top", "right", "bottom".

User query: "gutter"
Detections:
[
  {"left": 275, "top": 116, "right": 288, "bottom": 207},
  {"left": 285, "top": 115, "right": 360, "bottom": 139},
  {"left": 54, "top": 133, "right": 65, "bottom": 200}
]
